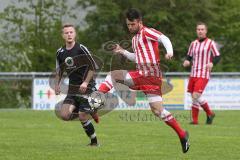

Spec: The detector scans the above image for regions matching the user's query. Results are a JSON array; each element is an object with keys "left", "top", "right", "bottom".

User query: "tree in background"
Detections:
[
  {"left": 0, "top": 0, "right": 79, "bottom": 108},
  {"left": 76, "top": 0, "right": 240, "bottom": 72},
  {"left": 0, "top": 0, "right": 78, "bottom": 72}
]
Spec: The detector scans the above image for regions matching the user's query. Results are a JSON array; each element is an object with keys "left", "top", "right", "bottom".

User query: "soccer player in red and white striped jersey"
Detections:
[
  {"left": 98, "top": 8, "right": 190, "bottom": 153},
  {"left": 183, "top": 22, "right": 221, "bottom": 125}
]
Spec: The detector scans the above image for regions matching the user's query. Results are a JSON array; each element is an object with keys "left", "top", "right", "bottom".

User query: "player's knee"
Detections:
[
  {"left": 197, "top": 96, "right": 206, "bottom": 105},
  {"left": 111, "top": 70, "right": 124, "bottom": 81},
  {"left": 79, "top": 112, "right": 89, "bottom": 122},
  {"left": 152, "top": 110, "right": 161, "bottom": 117},
  {"left": 59, "top": 105, "right": 73, "bottom": 121},
  {"left": 192, "top": 92, "right": 201, "bottom": 102},
  {"left": 149, "top": 99, "right": 163, "bottom": 117},
  {"left": 151, "top": 107, "right": 172, "bottom": 121},
  {"left": 60, "top": 111, "right": 72, "bottom": 121},
  {"left": 150, "top": 104, "right": 163, "bottom": 117}
]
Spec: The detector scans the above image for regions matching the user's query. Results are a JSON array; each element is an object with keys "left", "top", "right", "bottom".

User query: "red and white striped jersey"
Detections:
[
  {"left": 187, "top": 38, "right": 220, "bottom": 79},
  {"left": 132, "top": 26, "right": 163, "bottom": 77}
]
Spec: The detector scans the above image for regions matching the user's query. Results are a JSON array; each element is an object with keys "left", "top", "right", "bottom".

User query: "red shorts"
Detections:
[
  {"left": 128, "top": 71, "right": 162, "bottom": 95},
  {"left": 187, "top": 77, "right": 209, "bottom": 94}
]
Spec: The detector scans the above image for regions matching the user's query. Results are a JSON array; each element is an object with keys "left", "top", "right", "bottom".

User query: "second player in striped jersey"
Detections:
[
  {"left": 183, "top": 22, "right": 221, "bottom": 125},
  {"left": 186, "top": 33, "right": 220, "bottom": 79}
]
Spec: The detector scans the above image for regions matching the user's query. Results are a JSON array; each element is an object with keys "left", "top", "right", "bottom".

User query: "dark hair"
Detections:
[
  {"left": 196, "top": 21, "right": 208, "bottom": 29},
  {"left": 126, "top": 8, "right": 142, "bottom": 21}
]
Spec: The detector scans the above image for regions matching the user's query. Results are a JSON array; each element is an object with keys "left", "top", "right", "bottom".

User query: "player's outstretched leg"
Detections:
[
  {"left": 98, "top": 70, "right": 136, "bottom": 107},
  {"left": 98, "top": 70, "right": 127, "bottom": 94},
  {"left": 150, "top": 101, "right": 190, "bottom": 153},
  {"left": 98, "top": 72, "right": 115, "bottom": 93},
  {"left": 79, "top": 112, "right": 99, "bottom": 146},
  {"left": 98, "top": 70, "right": 133, "bottom": 93}
]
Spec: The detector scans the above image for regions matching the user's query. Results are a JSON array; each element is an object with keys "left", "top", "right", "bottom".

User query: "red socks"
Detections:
[
  {"left": 191, "top": 106, "right": 199, "bottom": 124},
  {"left": 98, "top": 82, "right": 112, "bottom": 93},
  {"left": 201, "top": 102, "right": 213, "bottom": 116},
  {"left": 165, "top": 118, "right": 186, "bottom": 139}
]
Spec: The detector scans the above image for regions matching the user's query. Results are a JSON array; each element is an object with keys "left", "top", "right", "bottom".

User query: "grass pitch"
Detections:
[{"left": 0, "top": 110, "right": 239, "bottom": 160}]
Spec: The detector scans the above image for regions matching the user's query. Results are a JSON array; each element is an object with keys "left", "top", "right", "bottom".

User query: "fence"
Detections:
[{"left": 1, "top": 72, "right": 240, "bottom": 80}]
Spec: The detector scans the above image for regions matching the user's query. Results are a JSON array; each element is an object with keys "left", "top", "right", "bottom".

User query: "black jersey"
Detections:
[{"left": 56, "top": 42, "right": 97, "bottom": 86}]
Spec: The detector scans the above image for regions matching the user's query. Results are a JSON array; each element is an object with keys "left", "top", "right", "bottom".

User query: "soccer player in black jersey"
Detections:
[{"left": 55, "top": 23, "right": 99, "bottom": 146}]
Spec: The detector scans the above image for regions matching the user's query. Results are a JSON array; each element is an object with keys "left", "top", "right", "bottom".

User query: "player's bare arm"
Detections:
[
  {"left": 55, "top": 69, "right": 63, "bottom": 95},
  {"left": 79, "top": 70, "right": 95, "bottom": 93},
  {"left": 55, "top": 74, "right": 61, "bottom": 95}
]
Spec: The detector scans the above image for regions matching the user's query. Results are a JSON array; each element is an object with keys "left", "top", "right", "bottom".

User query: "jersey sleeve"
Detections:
[
  {"left": 144, "top": 28, "right": 173, "bottom": 54},
  {"left": 56, "top": 48, "right": 63, "bottom": 75},
  {"left": 211, "top": 40, "right": 220, "bottom": 57},
  {"left": 79, "top": 44, "right": 99, "bottom": 71},
  {"left": 122, "top": 50, "right": 136, "bottom": 62},
  {"left": 144, "top": 28, "right": 162, "bottom": 41}
]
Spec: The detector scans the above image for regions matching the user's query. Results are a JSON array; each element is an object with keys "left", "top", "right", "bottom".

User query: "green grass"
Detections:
[{"left": 0, "top": 110, "right": 240, "bottom": 160}]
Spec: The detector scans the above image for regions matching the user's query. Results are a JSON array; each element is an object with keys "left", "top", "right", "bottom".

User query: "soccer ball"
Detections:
[{"left": 88, "top": 91, "right": 106, "bottom": 110}]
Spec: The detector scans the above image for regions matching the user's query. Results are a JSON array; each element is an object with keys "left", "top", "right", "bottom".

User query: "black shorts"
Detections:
[
  {"left": 63, "top": 95, "right": 92, "bottom": 113},
  {"left": 63, "top": 84, "right": 97, "bottom": 113}
]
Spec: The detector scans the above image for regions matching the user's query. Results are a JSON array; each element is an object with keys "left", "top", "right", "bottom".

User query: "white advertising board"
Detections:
[
  {"left": 32, "top": 78, "right": 148, "bottom": 110},
  {"left": 184, "top": 78, "right": 240, "bottom": 110}
]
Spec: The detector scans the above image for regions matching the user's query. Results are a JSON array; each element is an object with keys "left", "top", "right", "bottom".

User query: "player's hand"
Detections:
[
  {"left": 183, "top": 60, "right": 191, "bottom": 67},
  {"left": 55, "top": 85, "right": 61, "bottom": 95},
  {"left": 165, "top": 53, "right": 173, "bottom": 60},
  {"left": 206, "top": 62, "right": 213, "bottom": 71},
  {"left": 79, "top": 82, "right": 88, "bottom": 93},
  {"left": 112, "top": 44, "right": 125, "bottom": 55}
]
